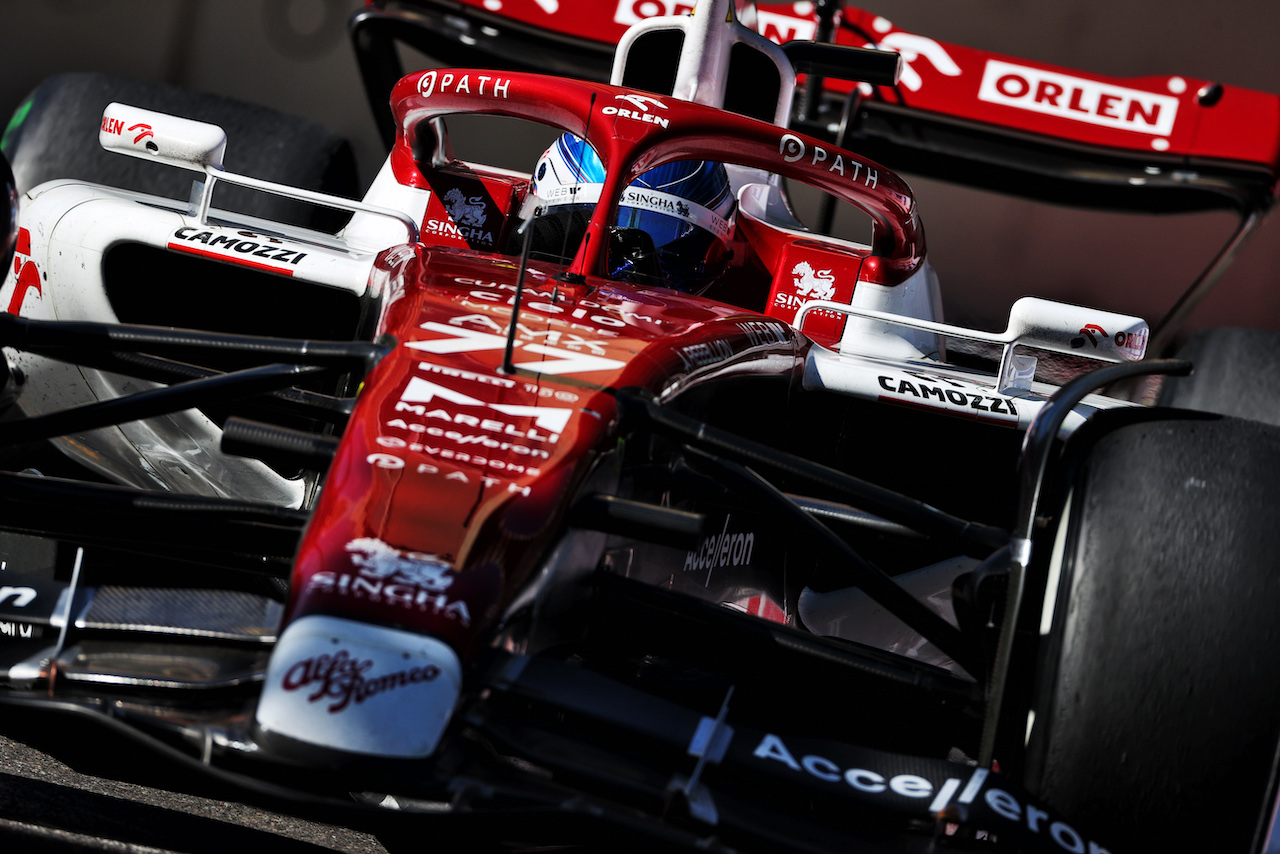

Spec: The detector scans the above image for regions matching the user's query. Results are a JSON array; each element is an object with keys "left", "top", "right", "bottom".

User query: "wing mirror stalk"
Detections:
[{"left": 98, "top": 103, "right": 419, "bottom": 242}]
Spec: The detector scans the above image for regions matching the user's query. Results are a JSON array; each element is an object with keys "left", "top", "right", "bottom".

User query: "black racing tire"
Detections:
[
  {"left": 2, "top": 72, "right": 358, "bottom": 232},
  {"left": 1, "top": 147, "right": 15, "bottom": 274},
  {"left": 1157, "top": 327, "right": 1280, "bottom": 426},
  {"left": 1024, "top": 412, "right": 1280, "bottom": 852}
]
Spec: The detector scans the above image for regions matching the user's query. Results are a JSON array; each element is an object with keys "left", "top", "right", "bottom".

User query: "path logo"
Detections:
[{"left": 792, "top": 261, "right": 836, "bottom": 300}]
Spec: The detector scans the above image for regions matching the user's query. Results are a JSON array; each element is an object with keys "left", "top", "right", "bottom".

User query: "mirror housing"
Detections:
[
  {"left": 795, "top": 294, "right": 1149, "bottom": 394},
  {"left": 95, "top": 102, "right": 416, "bottom": 239},
  {"left": 98, "top": 103, "right": 226, "bottom": 172},
  {"left": 1005, "top": 297, "right": 1148, "bottom": 363}
]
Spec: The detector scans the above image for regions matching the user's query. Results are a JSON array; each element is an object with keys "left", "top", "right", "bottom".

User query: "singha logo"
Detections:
[
  {"left": 345, "top": 538, "right": 454, "bottom": 592},
  {"left": 676, "top": 201, "right": 691, "bottom": 218},
  {"left": 443, "top": 188, "right": 487, "bottom": 228},
  {"left": 791, "top": 261, "right": 837, "bottom": 301}
]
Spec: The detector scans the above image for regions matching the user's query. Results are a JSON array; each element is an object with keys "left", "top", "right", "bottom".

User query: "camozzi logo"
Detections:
[{"left": 979, "top": 59, "right": 1178, "bottom": 144}]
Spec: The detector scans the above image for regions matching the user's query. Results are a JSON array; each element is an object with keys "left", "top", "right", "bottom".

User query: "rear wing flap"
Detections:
[{"left": 817, "top": 8, "right": 1280, "bottom": 213}]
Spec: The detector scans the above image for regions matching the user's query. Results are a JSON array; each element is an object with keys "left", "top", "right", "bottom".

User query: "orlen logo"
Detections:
[
  {"left": 1071, "top": 323, "right": 1147, "bottom": 359},
  {"left": 858, "top": 19, "right": 961, "bottom": 94},
  {"left": 603, "top": 94, "right": 670, "bottom": 129},
  {"left": 1114, "top": 327, "right": 1148, "bottom": 360},
  {"left": 128, "top": 123, "right": 154, "bottom": 144},
  {"left": 102, "top": 117, "right": 156, "bottom": 150},
  {"left": 1074, "top": 323, "right": 1107, "bottom": 349},
  {"left": 755, "top": 10, "right": 816, "bottom": 43},
  {"left": 615, "top": 0, "right": 694, "bottom": 25},
  {"left": 979, "top": 60, "right": 1178, "bottom": 148}
]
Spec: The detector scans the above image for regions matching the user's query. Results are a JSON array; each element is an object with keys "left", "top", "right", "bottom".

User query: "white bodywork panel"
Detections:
[
  {"left": 804, "top": 345, "right": 1139, "bottom": 435},
  {"left": 2, "top": 180, "right": 385, "bottom": 504}
]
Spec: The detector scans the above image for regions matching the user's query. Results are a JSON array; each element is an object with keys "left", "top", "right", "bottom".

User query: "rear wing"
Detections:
[
  {"left": 351, "top": 0, "right": 1280, "bottom": 214},
  {"left": 824, "top": 8, "right": 1280, "bottom": 214}
]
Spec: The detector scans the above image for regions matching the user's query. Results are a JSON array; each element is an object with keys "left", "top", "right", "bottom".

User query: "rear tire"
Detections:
[
  {"left": 2, "top": 72, "right": 358, "bottom": 232},
  {"left": 1026, "top": 413, "right": 1280, "bottom": 852},
  {"left": 1158, "top": 327, "right": 1280, "bottom": 426}
]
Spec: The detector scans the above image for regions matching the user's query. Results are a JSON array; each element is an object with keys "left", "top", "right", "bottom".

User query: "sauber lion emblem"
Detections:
[
  {"left": 442, "top": 188, "right": 487, "bottom": 228},
  {"left": 345, "top": 538, "right": 454, "bottom": 592},
  {"left": 792, "top": 261, "right": 837, "bottom": 301}
]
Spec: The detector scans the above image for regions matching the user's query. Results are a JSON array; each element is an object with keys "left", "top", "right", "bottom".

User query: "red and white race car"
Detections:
[{"left": 1, "top": 2, "right": 1278, "bottom": 852}]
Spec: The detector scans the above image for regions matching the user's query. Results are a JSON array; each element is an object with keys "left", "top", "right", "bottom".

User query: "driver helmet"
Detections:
[{"left": 529, "top": 134, "right": 735, "bottom": 294}]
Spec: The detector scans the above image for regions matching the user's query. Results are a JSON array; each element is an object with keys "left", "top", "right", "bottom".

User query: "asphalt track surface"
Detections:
[{"left": 0, "top": 735, "right": 387, "bottom": 854}]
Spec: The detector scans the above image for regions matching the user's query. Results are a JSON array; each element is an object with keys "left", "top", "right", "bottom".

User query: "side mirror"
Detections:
[
  {"left": 98, "top": 102, "right": 226, "bottom": 172},
  {"left": 1004, "top": 297, "right": 1148, "bottom": 362},
  {"left": 95, "top": 102, "right": 416, "bottom": 240},
  {"left": 796, "top": 294, "right": 1149, "bottom": 394},
  {"left": 997, "top": 297, "right": 1147, "bottom": 392}
]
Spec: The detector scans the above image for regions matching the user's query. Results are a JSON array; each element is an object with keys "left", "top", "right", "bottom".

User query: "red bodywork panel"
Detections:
[
  {"left": 287, "top": 245, "right": 803, "bottom": 656},
  {"left": 285, "top": 67, "right": 936, "bottom": 658},
  {"left": 401, "top": 0, "right": 1280, "bottom": 175},
  {"left": 764, "top": 239, "right": 864, "bottom": 346},
  {"left": 418, "top": 165, "right": 528, "bottom": 252}
]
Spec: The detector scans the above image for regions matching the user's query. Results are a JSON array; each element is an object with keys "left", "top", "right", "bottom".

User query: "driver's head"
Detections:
[{"left": 529, "top": 134, "right": 734, "bottom": 294}]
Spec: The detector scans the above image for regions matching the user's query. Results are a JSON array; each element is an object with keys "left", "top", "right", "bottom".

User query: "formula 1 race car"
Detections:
[{"left": 2, "top": 2, "right": 1280, "bottom": 852}]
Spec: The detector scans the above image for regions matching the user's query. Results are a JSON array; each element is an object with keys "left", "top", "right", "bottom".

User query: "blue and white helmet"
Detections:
[{"left": 530, "top": 134, "right": 735, "bottom": 293}]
